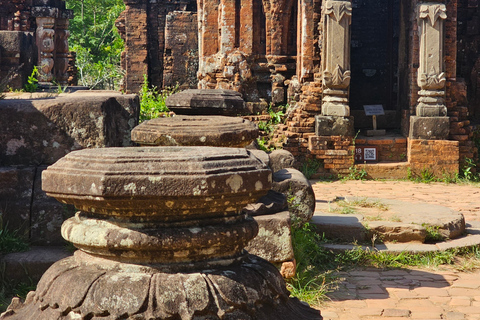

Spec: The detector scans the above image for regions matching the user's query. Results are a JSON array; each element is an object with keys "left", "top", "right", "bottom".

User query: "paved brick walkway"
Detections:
[{"left": 312, "top": 180, "right": 480, "bottom": 320}]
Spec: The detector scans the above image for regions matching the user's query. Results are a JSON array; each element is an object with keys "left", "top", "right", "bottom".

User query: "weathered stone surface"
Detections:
[
  {"left": 42, "top": 147, "right": 271, "bottom": 222},
  {"left": 243, "top": 190, "right": 288, "bottom": 216},
  {"left": 131, "top": 115, "right": 258, "bottom": 147},
  {"left": 2, "top": 146, "right": 320, "bottom": 320},
  {"left": 269, "top": 149, "right": 295, "bottom": 173},
  {"left": 0, "top": 167, "right": 35, "bottom": 237},
  {"left": 0, "top": 31, "right": 34, "bottom": 89},
  {"left": 409, "top": 116, "right": 450, "bottom": 140},
  {"left": 2, "top": 253, "right": 321, "bottom": 320},
  {"left": 163, "top": 11, "right": 198, "bottom": 89},
  {"left": 249, "top": 149, "right": 270, "bottom": 167},
  {"left": 310, "top": 213, "right": 366, "bottom": 242},
  {"left": 30, "top": 166, "right": 75, "bottom": 245},
  {"left": 1, "top": 246, "right": 71, "bottom": 283},
  {"left": 272, "top": 168, "right": 316, "bottom": 225},
  {"left": 245, "top": 211, "right": 295, "bottom": 263},
  {"left": 166, "top": 89, "right": 249, "bottom": 116},
  {"left": 315, "top": 115, "right": 355, "bottom": 136},
  {"left": 367, "top": 221, "right": 427, "bottom": 243},
  {"left": 0, "top": 91, "right": 139, "bottom": 166}
]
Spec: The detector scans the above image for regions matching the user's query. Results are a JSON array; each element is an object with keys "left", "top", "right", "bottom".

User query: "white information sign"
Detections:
[{"left": 363, "top": 105, "right": 385, "bottom": 116}]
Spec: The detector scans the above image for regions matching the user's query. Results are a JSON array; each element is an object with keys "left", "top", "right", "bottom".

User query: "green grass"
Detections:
[
  {"left": 287, "top": 223, "right": 480, "bottom": 307},
  {"left": 0, "top": 278, "right": 36, "bottom": 313},
  {"left": 0, "top": 221, "right": 29, "bottom": 254}
]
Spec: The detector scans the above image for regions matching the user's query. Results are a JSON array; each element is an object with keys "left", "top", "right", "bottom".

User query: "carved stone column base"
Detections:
[
  {"left": 1, "top": 252, "right": 321, "bottom": 320},
  {"left": 416, "top": 90, "right": 447, "bottom": 116},
  {"left": 409, "top": 116, "right": 450, "bottom": 140},
  {"left": 315, "top": 115, "right": 354, "bottom": 136},
  {"left": 322, "top": 89, "right": 350, "bottom": 116}
]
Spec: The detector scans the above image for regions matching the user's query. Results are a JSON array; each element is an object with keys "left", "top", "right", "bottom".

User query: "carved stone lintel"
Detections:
[
  {"left": 36, "top": 16, "right": 55, "bottom": 83},
  {"left": 416, "top": 3, "right": 447, "bottom": 116},
  {"left": 322, "top": 0, "right": 352, "bottom": 117}
]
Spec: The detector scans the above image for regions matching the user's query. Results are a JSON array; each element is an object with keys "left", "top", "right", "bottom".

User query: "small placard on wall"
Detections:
[
  {"left": 354, "top": 146, "right": 378, "bottom": 163},
  {"left": 363, "top": 104, "right": 385, "bottom": 116}
]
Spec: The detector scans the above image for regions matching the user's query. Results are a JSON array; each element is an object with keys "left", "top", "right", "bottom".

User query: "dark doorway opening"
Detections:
[{"left": 349, "top": 0, "right": 400, "bottom": 126}]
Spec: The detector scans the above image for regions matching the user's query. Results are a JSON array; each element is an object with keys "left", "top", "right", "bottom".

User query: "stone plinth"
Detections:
[
  {"left": 315, "top": 115, "right": 354, "bottom": 136},
  {"left": 409, "top": 116, "right": 450, "bottom": 140},
  {"left": 131, "top": 115, "right": 258, "bottom": 148},
  {"left": 165, "top": 89, "right": 249, "bottom": 116},
  {"left": 1, "top": 146, "right": 321, "bottom": 319}
]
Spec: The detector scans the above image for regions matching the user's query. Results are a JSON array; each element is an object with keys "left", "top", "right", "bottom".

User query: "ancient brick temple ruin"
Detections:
[
  {"left": 118, "top": 1, "right": 480, "bottom": 177},
  {"left": 0, "top": 0, "right": 73, "bottom": 88}
]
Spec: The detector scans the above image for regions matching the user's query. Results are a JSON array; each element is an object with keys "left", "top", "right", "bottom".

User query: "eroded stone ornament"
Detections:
[
  {"left": 1, "top": 146, "right": 321, "bottom": 319},
  {"left": 131, "top": 115, "right": 258, "bottom": 148}
]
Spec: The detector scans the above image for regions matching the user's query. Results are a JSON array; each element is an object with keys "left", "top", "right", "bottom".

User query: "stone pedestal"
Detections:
[
  {"left": 315, "top": 115, "right": 354, "bottom": 136},
  {"left": 1, "top": 147, "right": 321, "bottom": 319},
  {"left": 409, "top": 116, "right": 450, "bottom": 140},
  {"left": 131, "top": 115, "right": 258, "bottom": 147},
  {"left": 165, "top": 89, "right": 249, "bottom": 116}
]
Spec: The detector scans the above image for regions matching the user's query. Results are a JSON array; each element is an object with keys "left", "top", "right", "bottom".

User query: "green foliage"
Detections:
[
  {"left": 139, "top": 75, "right": 177, "bottom": 122},
  {"left": 300, "top": 159, "right": 323, "bottom": 179},
  {"left": 422, "top": 224, "right": 445, "bottom": 243},
  {"left": 255, "top": 104, "right": 288, "bottom": 152},
  {"left": 66, "top": 0, "right": 125, "bottom": 89},
  {"left": 287, "top": 223, "right": 336, "bottom": 306},
  {"left": 460, "top": 158, "right": 479, "bottom": 182},
  {"left": 24, "top": 66, "right": 39, "bottom": 93},
  {"left": 0, "top": 217, "right": 29, "bottom": 254},
  {"left": 0, "top": 277, "right": 36, "bottom": 313},
  {"left": 344, "top": 166, "right": 367, "bottom": 181}
]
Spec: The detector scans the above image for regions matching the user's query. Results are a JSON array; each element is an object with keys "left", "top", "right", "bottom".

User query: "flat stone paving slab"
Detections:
[
  {"left": 311, "top": 180, "right": 480, "bottom": 319},
  {"left": 313, "top": 197, "right": 465, "bottom": 243}
]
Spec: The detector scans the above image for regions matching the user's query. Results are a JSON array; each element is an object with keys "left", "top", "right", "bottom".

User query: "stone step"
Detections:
[
  {"left": 355, "top": 161, "right": 410, "bottom": 180},
  {"left": 1, "top": 246, "right": 72, "bottom": 283},
  {"left": 311, "top": 197, "right": 465, "bottom": 244}
]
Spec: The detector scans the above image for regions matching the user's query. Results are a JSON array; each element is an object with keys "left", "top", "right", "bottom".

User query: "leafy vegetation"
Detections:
[
  {"left": 0, "top": 279, "right": 36, "bottom": 313},
  {"left": 0, "top": 218, "right": 29, "bottom": 254},
  {"left": 139, "top": 75, "right": 178, "bottom": 122},
  {"left": 256, "top": 104, "right": 288, "bottom": 152},
  {"left": 300, "top": 159, "right": 323, "bottom": 179},
  {"left": 23, "top": 66, "right": 39, "bottom": 93},
  {"left": 66, "top": 0, "right": 125, "bottom": 89}
]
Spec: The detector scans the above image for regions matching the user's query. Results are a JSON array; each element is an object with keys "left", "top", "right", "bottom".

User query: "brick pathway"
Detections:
[{"left": 312, "top": 180, "right": 480, "bottom": 319}]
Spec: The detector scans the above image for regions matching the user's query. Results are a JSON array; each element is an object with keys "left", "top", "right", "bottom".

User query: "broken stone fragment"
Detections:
[{"left": 272, "top": 168, "right": 316, "bottom": 226}]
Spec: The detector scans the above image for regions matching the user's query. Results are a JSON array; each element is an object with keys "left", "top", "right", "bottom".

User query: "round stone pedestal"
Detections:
[{"left": 1, "top": 146, "right": 321, "bottom": 319}]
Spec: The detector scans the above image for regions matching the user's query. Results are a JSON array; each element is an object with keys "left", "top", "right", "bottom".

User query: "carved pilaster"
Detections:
[
  {"left": 36, "top": 16, "right": 55, "bottom": 83},
  {"left": 55, "top": 18, "right": 70, "bottom": 85},
  {"left": 321, "top": 0, "right": 352, "bottom": 117},
  {"left": 416, "top": 3, "right": 447, "bottom": 117}
]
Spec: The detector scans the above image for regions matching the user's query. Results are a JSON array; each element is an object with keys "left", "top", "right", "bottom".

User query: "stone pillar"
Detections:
[
  {"left": 410, "top": 2, "right": 450, "bottom": 139},
  {"left": 36, "top": 17, "right": 55, "bottom": 84},
  {"left": 416, "top": 3, "right": 447, "bottom": 117},
  {"left": 321, "top": 0, "right": 352, "bottom": 117},
  {"left": 55, "top": 18, "right": 70, "bottom": 85},
  {"left": 317, "top": 0, "right": 354, "bottom": 136}
]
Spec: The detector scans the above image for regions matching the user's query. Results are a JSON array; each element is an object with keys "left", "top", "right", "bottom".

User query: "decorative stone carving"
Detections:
[
  {"left": 1, "top": 147, "right": 321, "bottom": 319},
  {"left": 36, "top": 17, "right": 55, "bottom": 83},
  {"left": 416, "top": 3, "right": 447, "bottom": 117},
  {"left": 55, "top": 18, "right": 70, "bottom": 85},
  {"left": 321, "top": 0, "right": 352, "bottom": 117}
]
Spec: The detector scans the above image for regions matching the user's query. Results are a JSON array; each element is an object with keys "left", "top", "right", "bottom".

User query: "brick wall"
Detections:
[{"left": 408, "top": 139, "right": 460, "bottom": 176}]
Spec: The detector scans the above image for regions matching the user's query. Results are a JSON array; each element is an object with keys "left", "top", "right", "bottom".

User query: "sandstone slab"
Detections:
[
  {"left": 165, "top": 89, "right": 248, "bottom": 115},
  {"left": 131, "top": 115, "right": 258, "bottom": 147},
  {"left": 0, "top": 91, "right": 139, "bottom": 166}
]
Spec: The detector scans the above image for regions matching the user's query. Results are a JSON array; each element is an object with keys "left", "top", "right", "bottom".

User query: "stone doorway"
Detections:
[{"left": 350, "top": 0, "right": 401, "bottom": 130}]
